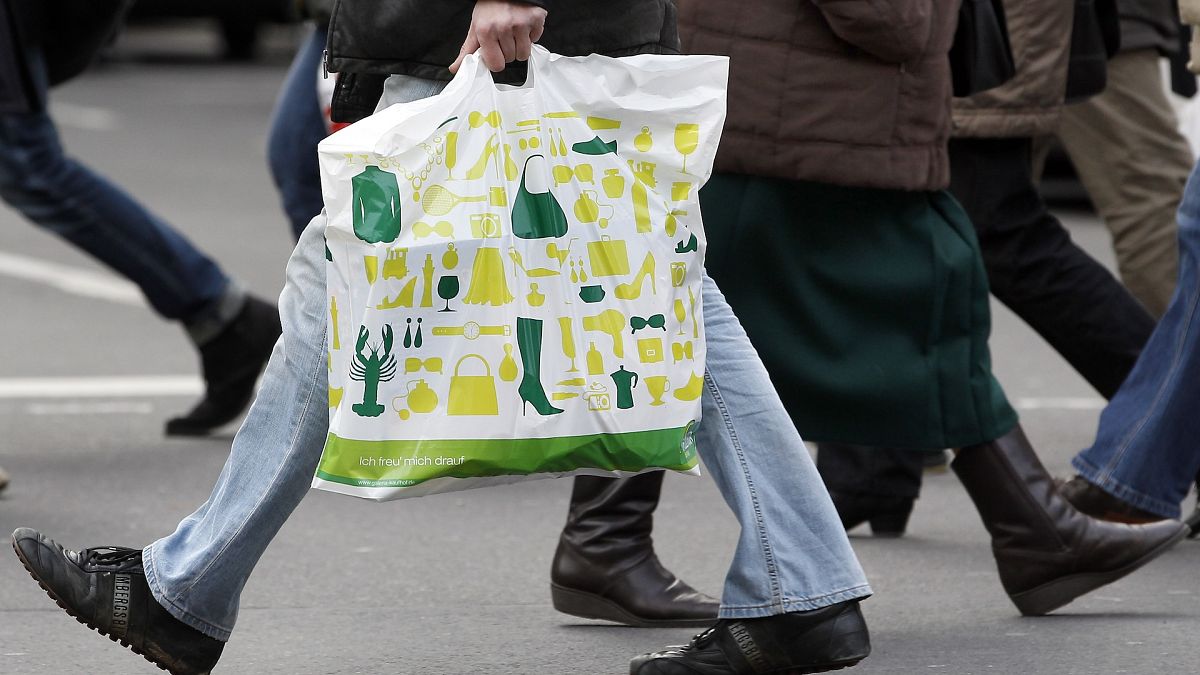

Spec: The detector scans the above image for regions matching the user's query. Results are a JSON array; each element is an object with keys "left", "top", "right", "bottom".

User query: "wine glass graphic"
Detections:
[
  {"left": 673, "top": 298, "right": 687, "bottom": 336},
  {"left": 438, "top": 275, "right": 460, "bottom": 312},
  {"left": 674, "top": 123, "right": 699, "bottom": 175},
  {"left": 559, "top": 317, "right": 579, "bottom": 372}
]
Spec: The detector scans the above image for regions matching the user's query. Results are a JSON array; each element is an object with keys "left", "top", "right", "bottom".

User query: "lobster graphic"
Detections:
[{"left": 349, "top": 324, "right": 396, "bottom": 417}]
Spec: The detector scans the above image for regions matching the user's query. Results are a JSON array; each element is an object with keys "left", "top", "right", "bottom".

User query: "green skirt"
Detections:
[{"left": 701, "top": 174, "right": 1017, "bottom": 450}]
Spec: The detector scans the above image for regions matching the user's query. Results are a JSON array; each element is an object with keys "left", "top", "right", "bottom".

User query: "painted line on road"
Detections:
[
  {"left": 0, "top": 250, "right": 145, "bottom": 306},
  {"left": 26, "top": 401, "right": 155, "bottom": 416},
  {"left": 0, "top": 376, "right": 202, "bottom": 399},
  {"left": 48, "top": 101, "right": 120, "bottom": 132},
  {"left": 1013, "top": 397, "right": 1105, "bottom": 411}
]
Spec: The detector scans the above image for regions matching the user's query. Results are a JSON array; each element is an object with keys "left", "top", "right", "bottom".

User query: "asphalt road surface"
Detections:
[{"left": 1, "top": 26, "right": 1197, "bottom": 675}]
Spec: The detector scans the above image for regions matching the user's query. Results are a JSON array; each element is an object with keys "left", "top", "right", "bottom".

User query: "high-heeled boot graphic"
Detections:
[{"left": 517, "top": 317, "right": 564, "bottom": 416}]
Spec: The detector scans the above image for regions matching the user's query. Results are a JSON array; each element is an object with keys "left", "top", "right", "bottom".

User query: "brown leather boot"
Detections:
[
  {"left": 1058, "top": 475, "right": 1163, "bottom": 524},
  {"left": 551, "top": 473, "right": 718, "bottom": 627},
  {"left": 951, "top": 426, "right": 1188, "bottom": 616}
]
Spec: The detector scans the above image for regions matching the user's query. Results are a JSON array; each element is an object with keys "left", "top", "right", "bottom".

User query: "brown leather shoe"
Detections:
[
  {"left": 552, "top": 473, "right": 718, "bottom": 627},
  {"left": 1058, "top": 475, "right": 1163, "bottom": 524},
  {"left": 952, "top": 426, "right": 1189, "bottom": 616}
]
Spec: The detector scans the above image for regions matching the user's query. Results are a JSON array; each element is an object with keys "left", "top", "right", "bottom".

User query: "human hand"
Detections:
[{"left": 449, "top": 0, "right": 547, "bottom": 74}]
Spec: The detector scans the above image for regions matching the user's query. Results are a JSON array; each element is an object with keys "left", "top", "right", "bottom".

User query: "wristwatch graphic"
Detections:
[{"left": 431, "top": 321, "right": 511, "bottom": 340}]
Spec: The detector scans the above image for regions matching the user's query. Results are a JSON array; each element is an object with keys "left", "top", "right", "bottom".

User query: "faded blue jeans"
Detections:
[
  {"left": 143, "top": 75, "right": 870, "bottom": 641},
  {"left": 266, "top": 25, "right": 328, "bottom": 241},
  {"left": 1071, "top": 159, "right": 1200, "bottom": 518}
]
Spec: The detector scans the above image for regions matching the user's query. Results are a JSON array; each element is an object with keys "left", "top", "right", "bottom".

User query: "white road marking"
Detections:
[
  {"left": 0, "top": 376, "right": 201, "bottom": 399},
  {"left": 26, "top": 401, "right": 155, "bottom": 416},
  {"left": 0, "top": 250, "right": 144, "bottom": 306},
  {"left": 1013, "top": 397, "right": 1105, "bottom": 411},
  {"left": 48, "top": 101, "right": 120, "bottom": 132}
]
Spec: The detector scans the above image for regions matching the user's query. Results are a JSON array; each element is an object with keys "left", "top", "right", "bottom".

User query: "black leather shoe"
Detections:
[
  {"left": 1059, "top": 475, "right": 1163, "bottom": 524},
  {"left": 166, "top": 296, "right": 281, "bottom": 436},
  {"left": 629, "top": 600, "right": 870, "bottom": 674},
  {"left": 552, "top": 473, "right": 718, "bottom": 627},
  {"left": 11, "top": 528, "right": 223, "bottom": 675}
]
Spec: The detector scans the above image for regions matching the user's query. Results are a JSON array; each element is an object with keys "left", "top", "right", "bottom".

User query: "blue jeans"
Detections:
[
  {"left": 0, "top": 49, "right": 230, "bottom": 322},
  {"left": 1072, "top": 159, "right": 1200, "bottom": 518},
  {"left": 143, "top": 75, "right": 870, "bottom": 641},
  {"left": 266, "top": 26, "right": 328, "bottom": 242}
]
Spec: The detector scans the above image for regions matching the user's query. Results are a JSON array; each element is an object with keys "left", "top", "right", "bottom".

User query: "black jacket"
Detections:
[
  {"left": 0, "top": 0, "right": 38, "bottom": 113},
  {"left": 1119, "top": 0, "right": 1180, "bottom": 55},
  {"left": 0, "top": 0, "right": 130, "bottom": 114},
  {"left": 326, "top": 0, "right": 680, "bottom": 122}
]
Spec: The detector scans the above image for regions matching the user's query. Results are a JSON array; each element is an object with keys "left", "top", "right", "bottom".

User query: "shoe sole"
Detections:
[
  {"left": 11, "top": 538, "right": 207, "bottom": 675},
  {"left": 1009, "top": 524, "right": 1189, "bottom": 616},
  {"left": 630, "top": 656, "right": 863, "bottom": 675},
  {"left": 552, "top": 583, "right": 716, "bottom": 628}
]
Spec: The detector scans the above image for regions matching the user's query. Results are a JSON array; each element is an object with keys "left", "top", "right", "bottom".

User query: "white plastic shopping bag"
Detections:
[{"left": 314, "top": 46, "right": 728, "bottom": 499}]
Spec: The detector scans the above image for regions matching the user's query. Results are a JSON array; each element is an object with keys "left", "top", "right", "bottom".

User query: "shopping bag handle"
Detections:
[{"left": 459, "top": 44, "right": 551, "bottom": 93}]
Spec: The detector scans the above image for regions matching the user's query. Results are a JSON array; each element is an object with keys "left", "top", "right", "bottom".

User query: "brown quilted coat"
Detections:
[
  {"left": 951, "top": 0, "right": 1076, "bottom": 138},
  {"left": 677, "top": 0, "right": 959, "bottom": 191}
]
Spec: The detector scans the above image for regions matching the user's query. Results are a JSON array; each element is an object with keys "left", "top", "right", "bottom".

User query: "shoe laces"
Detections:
[
  {"left": 685, "top": 624, "right": 722, "bottom": 649},
  {"left": 78, "top": 546, "right": 143, "bottom": 572}
]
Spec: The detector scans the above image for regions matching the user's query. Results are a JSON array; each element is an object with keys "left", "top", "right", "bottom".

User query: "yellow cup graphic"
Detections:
[
  {"left": 645, "top": 376, "right": 671, "bottom": 406},
  {"left": 363, "top": 255, "right": 379, "bottom": 285}
]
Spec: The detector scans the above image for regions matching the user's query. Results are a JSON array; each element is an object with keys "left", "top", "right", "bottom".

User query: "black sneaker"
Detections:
[
  {"left": 629, "top": 600, "right": 870, "bottom": 675},
  {"left": 11, "top": 528, "right": 224, "bottom": 675},
  {"left": 166, "top": 295, "right": 281, "bottom": 436}
]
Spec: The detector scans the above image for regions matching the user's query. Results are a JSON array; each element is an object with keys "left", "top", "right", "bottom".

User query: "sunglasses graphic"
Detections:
[
  {"left": 413, "top": 220, "right": 455, "bottom": 238},
  {"left": 630, "top": 314, "right": 667, "bottom": 333}
]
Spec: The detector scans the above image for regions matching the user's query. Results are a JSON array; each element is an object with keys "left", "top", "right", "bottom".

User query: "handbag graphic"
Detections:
[
  {"left": 587, "top": 235, "right": 630, "bottom": 276},
  {"left": 447, "top": 354, "right": 499, "bottom": 415}
]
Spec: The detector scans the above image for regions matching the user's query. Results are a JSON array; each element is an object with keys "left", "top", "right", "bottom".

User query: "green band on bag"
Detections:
[{"left": 315, "top": 425, "right": 699, "bottom": 488}]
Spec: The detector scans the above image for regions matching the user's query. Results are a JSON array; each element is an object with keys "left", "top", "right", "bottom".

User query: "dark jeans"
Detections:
[
  {"left": 266, "top": 27, "right": 328, "bottom": 241},
  {"left": 0, "top": 50, "right": 230, "bottom": 321},
  {"left": 1072, "top": 159, "right": 1200, "bottom": 518},
  {"left": 818, "top": 137, "right": 1157, "bottom": 499}
]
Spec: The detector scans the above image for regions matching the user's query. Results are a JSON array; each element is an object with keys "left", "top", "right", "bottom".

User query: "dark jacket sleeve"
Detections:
[
  {"left": 811, "top": 0, "right": 934, "bottom": 63},
  {"left": 0, "top": 0, "right": 40, "bottom": 113}
]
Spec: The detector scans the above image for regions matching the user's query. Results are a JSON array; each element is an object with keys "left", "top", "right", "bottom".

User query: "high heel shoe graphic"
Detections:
[
  {"left": 615, "top": 253, "right": 657, "bottom": 300},
  {"left": 672, "top": 371, "right": 704, "bottom": 401},
  {"left": 376, "top": 277, "right": 417, "bottom": 309},
  {"left": 516, "top": 317, "right": 564, "bottom": 416},
  {"left": 675, "top": 232, "right": 698, "bottom": 254},
  {"left": 466, "top": 135, "right": 501, "bottom": 180},
  {"left": 508, "top": 247, "right": 560, "bottom": 277}
]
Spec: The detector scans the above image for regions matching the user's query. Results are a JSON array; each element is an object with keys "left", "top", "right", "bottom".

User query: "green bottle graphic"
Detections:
[
  {"left": 351, "top": 166, "right": 403, "bottom": 244},
  {"left": 349, "top": 324, "right": 397, "bottom": 417},
  {"left": 512, "top": 155, "right": 568, "bottom": 240}
]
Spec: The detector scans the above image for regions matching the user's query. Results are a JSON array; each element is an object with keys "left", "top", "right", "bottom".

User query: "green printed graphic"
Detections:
[
  {"left": 349, "top": 325, "right": 396, "bottom": 417},
  {"left": 316, "top": 425, "right": 699, "bottom": 488},
  {"left": 352, "top": 166, "right": 403, "bottom": 244},
  {"left": 512, "top": 155, "right": 568, "bottom": 240}
]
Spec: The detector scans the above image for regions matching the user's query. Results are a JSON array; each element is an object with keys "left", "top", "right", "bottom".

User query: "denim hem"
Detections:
[
  {"left": 717, "top": 585, "right": 873, "bottom": 619},
  {"left": 1070, "top": 456, "right": 1181, "bottom": 519},
  {"left": 143, "top": 544, "right": 233, "bottom": 642}
]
